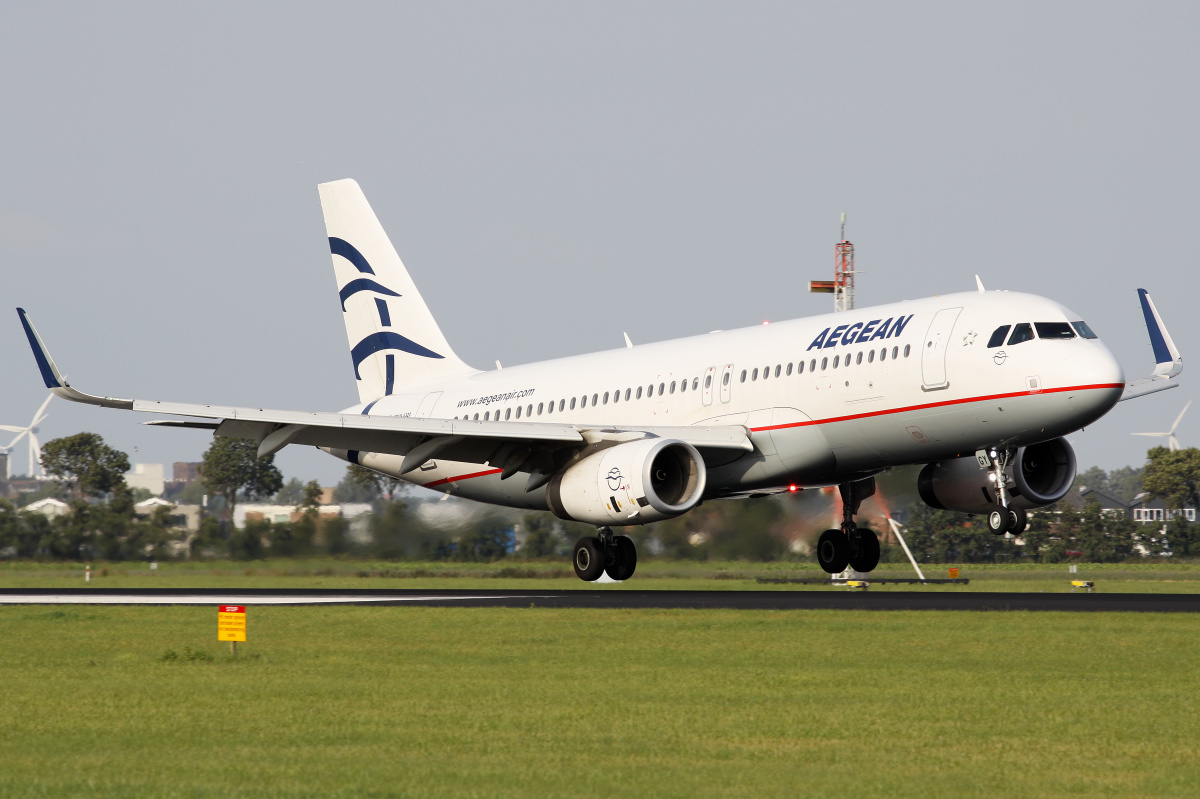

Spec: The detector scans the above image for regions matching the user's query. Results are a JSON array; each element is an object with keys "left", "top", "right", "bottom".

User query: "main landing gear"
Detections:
[
  {"left": 573, "top": 528, "right": 637, "bottom": 582},
  {"left": 982, "top": 448, "right": 1028, "bottom": 536},
  {"left": 817, "top": 477, "right": 881, "bottom": 575}
]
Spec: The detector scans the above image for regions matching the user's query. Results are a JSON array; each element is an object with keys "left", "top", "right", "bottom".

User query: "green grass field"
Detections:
[
  {"left": 1, "top": 604, "right": 1198, "bottom": 797},
  {"left": 3, "top": 557, "right": 1200, "bottom": 593}
]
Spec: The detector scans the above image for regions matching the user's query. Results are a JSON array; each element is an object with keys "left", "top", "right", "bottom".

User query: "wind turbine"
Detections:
[
  {"left": 0, "top": 394, "right": 53, "bottom": 478},
  {"left": 1133, "top": 399, "right": 1191, "bottom": 452}
]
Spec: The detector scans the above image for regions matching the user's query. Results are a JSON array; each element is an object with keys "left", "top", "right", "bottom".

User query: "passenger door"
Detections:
[{"left": 921, "top": 308, "right": 962, "bottom": 390}]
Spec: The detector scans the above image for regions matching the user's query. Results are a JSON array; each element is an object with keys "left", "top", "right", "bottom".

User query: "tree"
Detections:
[
  {"left": 1143, "top": 447, "right": 1200, "bottom": 512},
  {"left": 199, "top": 437, "right": 284, "bottom": 520},
  {"left": 275, "top": 478, "right": 307, "bottom": 506},
  {"left": 40, "top": 433, "right": 130, "bottom": 500},
  {"left": 520, "top": 512, "right": 561, "bottom": 558},
  {"left": 338, "top": 464, "right": 404, "bottom": 503}
]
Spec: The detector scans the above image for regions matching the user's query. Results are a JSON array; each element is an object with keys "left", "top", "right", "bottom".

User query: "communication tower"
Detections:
[{"left": 808, "top": 213, "right": 856, "bottom": 312}]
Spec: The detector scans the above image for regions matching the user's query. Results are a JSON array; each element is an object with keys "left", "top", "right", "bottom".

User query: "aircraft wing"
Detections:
[
  {"left": 17, "top": 309, "right": 752, "bottom": 469},
  {"left": 1119, "top": 289, "right": 1184, "bottom": 402}
]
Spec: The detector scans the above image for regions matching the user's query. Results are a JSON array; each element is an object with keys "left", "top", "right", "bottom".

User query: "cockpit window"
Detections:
[
  {"left": 1071, "top": 321, "right": 1098, "bottom": 339},
  {"left": 987, "top": 326, "right": 1011, "bottom": 348},
  {"left": 1035, "top": 322, "right": 1075, "bottom": 339},
  {"left": 1007, "top": 323, "right": 1034, "bottom": 346}
]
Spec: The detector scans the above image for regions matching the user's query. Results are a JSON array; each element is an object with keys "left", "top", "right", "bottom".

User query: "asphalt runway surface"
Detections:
[{"left": 1, "top": 588, "right": 1199, "bottom": 612}]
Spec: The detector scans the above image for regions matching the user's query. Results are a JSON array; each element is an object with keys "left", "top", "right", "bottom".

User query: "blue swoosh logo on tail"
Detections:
[
  {"left": 339, "top": 278, "right": 401, "bottom": 310},
  {"left": 351, "top": 331, "right": 444, "bottom": 378},
  {"left": 329, "top": 237, "right": 375, "bottom": 274}
]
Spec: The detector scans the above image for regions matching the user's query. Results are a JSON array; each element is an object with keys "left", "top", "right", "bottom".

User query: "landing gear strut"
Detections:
[
  {"left": 816, "top": 477, "right": 881, "bottom": 574},
  {"left": 982, "top": 448, "right": 1026, "bottom": 536},
  {"left": 573, "top": 527, "right": 637, "bottom": 582}
]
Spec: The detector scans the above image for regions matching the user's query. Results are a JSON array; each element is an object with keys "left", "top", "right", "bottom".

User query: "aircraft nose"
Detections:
[{"left": 1060, "top": 343, "right": 1125, "bottom": 419}]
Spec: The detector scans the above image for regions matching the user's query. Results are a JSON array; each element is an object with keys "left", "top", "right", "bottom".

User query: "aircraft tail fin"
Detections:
[{"left": 317, "top": 179, "right": 476, "bottom": 403}]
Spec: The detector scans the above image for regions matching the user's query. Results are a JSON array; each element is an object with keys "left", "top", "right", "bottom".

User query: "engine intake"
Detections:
[
  {"left": 546, "top": 438, "right": 706, "bottom": 526},
  {"left": 918, "top": 437, "right": 1076, "bottom": 514}
]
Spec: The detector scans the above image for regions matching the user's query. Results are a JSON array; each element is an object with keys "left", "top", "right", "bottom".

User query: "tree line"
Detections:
[{"left": 4, "top": 430, "right": 1199, "bottom": 563}]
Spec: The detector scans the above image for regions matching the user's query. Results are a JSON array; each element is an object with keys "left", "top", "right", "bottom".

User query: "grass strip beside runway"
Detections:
[{"left": 0, "top": 605, "right": 1197, "bottom": 797}]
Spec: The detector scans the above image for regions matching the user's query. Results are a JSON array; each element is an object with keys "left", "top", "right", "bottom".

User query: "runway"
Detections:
[{"left": 2, "top": 588, "right": 1199, "bottom": 612}]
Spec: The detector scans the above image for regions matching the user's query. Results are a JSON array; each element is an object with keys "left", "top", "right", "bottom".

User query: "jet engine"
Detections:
[
  {"left": 546, "top": 437, "right": 706, "bottom": 526},
  {"left": 917, "top": 437, "right": 1077, "bottom": 514}
]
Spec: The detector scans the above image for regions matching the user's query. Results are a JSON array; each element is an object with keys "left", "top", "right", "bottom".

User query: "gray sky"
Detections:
[{"left": 2, "top": 2, "right": 1196, "bottom": 488}]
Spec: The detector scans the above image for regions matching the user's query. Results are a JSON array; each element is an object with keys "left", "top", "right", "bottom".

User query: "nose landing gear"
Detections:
[
  {"left": 573, "top": 527, "right": 637, "bottom": 582},
  {"left": 817, "top": 478, "right": 881, "bottom": 574}
]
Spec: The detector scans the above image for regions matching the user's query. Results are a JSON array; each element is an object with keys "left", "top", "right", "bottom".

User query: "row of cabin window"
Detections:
[
  {"left": 740, "top": 344, "right": 911, "bottom": 383},
  {"left": 987, "top": 321, "right": 1097, "bottom": 348},
  {"left": 454, "top": 374, "right": 716, "bottom": 421}
]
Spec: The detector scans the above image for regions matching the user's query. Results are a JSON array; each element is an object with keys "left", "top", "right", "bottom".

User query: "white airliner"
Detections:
[{"left": 17, "top": 180, "right": 1183, "bottom": 581}]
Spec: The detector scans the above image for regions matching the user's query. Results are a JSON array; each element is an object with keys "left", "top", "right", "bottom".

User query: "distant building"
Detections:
[
  {"left": 126, "top": 464, "right": 165, "bottom": 496},
  {"left": 173, "top": 462, "right": 201, "bottom": 483},
  {"left": 134, "top": 497, "right": 201, "bottom": 531},
  {"left": 234, "top": 502, "right": 373, "bottom": 533},
  {"left": 1078, "top": 487, "right": 1197, "bottom": 525},
  {"left": 24, "top": 497, "right": 70, "bottom": 518}
]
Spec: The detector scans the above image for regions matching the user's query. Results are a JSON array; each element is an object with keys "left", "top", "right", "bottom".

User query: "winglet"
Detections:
[
  {"left": 1137, "top": 289, "right": 1182, "bottom": 378},
  {"left": 1120, "top": 289, "right": 1184, "bottom": 402},
  {"left": 15, "top": 309, "right": 134, "bottom": 409}
]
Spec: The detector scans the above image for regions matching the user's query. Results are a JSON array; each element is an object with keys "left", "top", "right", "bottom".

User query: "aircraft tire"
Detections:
[
  {"left": 849, "top": 528, "right": 880, "bottom": 572},
  {"left": 987, "top": 507, "right": 1010, "bottom": 535},
  {"left": 573, "top": 537, "right": 606, "bottom": 582},
  {"left": 817, "top": 529, "right": 850, "bottom": 574},
  {"left": 1007, "top": 506, "right": 1028, "bottom": 536},
  {"left": 605, "top": 536, "right": 637, "bottom": 581}
]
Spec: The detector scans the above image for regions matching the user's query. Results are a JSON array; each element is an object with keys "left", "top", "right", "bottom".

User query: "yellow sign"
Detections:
[{"left": 218, "top": 605, "right": 246, "bottom": 642}]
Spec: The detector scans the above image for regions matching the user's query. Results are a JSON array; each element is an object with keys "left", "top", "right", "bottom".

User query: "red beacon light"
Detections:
[{"left": 788, "top": 484, "right": 799, "bottom": 492}]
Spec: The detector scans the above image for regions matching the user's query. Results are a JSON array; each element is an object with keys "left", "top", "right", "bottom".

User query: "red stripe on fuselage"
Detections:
[
  {"left": 423, "top": 467, "right": 504, "bottom": 489},
  {"left": 748, "top": 383, "right": 1124, "bottom": 432},
  {"left": 419, "top": 383, "right": 1124, "bottom": 488}
]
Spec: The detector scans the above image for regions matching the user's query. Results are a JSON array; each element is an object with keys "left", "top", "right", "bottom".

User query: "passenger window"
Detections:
[
  {"left": 625, "top": 388, "right": 631, "bottom": 401},
  {"left": 1007, "top": 323, "right": 1034, "bottom": 345},
  {"left": 762, "top": 366, "right": 769, "bottom": 380},
  {"left": 647, "top": 384, "right": 654, "bottom": 397},
  {"left": 670, "top": 381, "right": 676, "bottom": 394},
  {"left": 723, "top": 372, "right": 730, "bottom": 386},
  {"left": 821, "top": 357, "right": 828, "bottom": 370},
  {"left": 752, "top": 368, "right": 758, "bottom": 381},
  {"left": 636, "top": 386, "right": 643, "bottom": 399},
  {"left": 891, "top": 346, "right": 898, "bottom": 359},
  {"left": 505, "top": 408, "right": 512, "bottom": 420},
  {"left": 474, "top": 413, "right": 479, "bottom": 420},
  {"left": 741, "top": 370, "right": 747, "bottom": 383},
  {"left": 868, "top": 350, "right": 874, "bottom": 363},
  {"left": 515, "top": 406, "right": 522, "bottom": 418},
  {"left": 704, "top": 375, "right": 712, "bottom": 389},
  {"left": 603, "top": 392, "right": 609, "bottom": 405},
  {"left": 880, "top": 348, "right": 887, "bottom": 361},
  {"left": 692, "top": 378, "right": 699, "bottom": 390},
  {"left": 581, "top": 395, "right": 588, "bottom": 408},
  {"left": 592, "top": 394, "right": 599, "bottom": 406},
  {"left": 855, "top": 352, "right": 862, "bottom": 365},
  {"left": 798, "top": 361, "right": 805, "bottom": 374},
  {"left": 559, "top": 399, "right": 565, "bottom": 412},
  {"left": 904, "top": 344, "right": 911, "bottom": 357},
  {"left": 547, "top": 402, "right": 553, "bottom": 414},
  {"left": 679, "top": 380, "right": 686, "bottom": 393},
  {"left": 774, "top": 365, "right": 780, "bottom": 377},
  {"left": 1072, "top": 321, "right": 1098, "bottom": 339},
  {"left": 570, "top": 397, "right": 577, "bottom": 410},
  {"left": 527, "top": 404, "right": 533, "bottom": 417},
  {"left": 987, "top": 325, "right": 1011, "bottom": 348},
  {"left": 786, "top": 363, "right": 793, "bottom": 376},
  {"left": 809, "top": 359, "right": 816, "bottom": 372},
  {"left": 1035, "top": 322, "right": 1076, "bottom": 339},
  {"left": 658, "top": 383, "right": 664, "bottom": 395},
  {"left": 537, "top": 402, "right": 543, "bottom": 415},
  {"left": 833, "top": 355, "right": 840, "bottom": 368}
]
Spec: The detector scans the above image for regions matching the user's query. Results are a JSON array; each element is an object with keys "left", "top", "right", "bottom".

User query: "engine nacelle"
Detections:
[
  {"left": 917, "top": 437, "right": 1077, "bottom": 514},
  {"left": 546, "top": 438, "right": 706, "bottom": 526}
]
